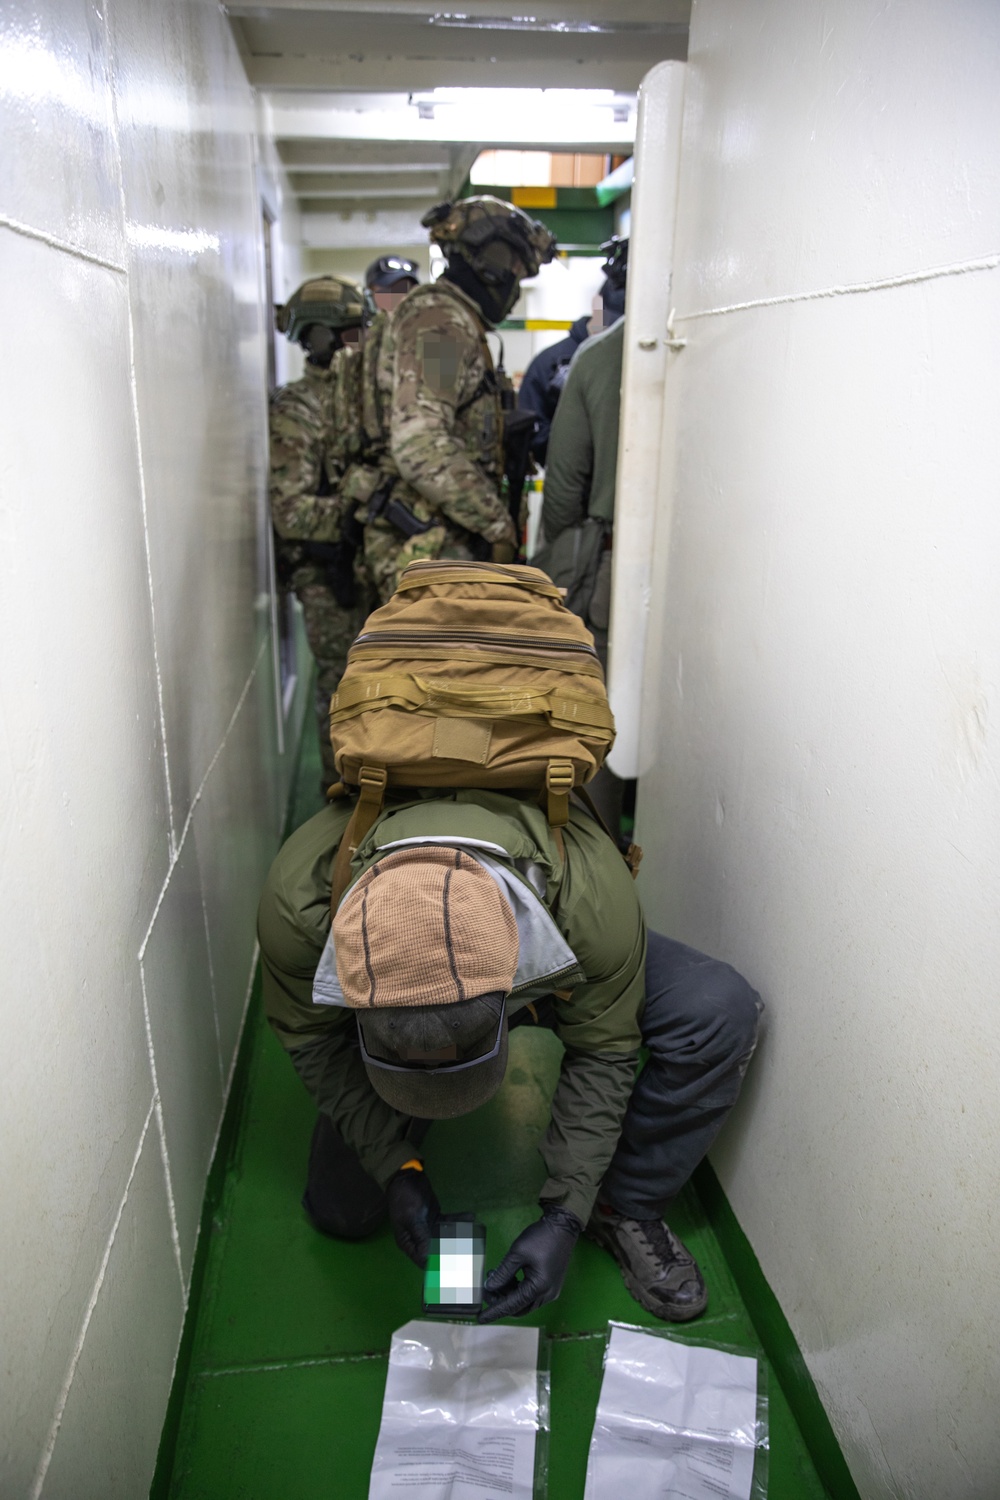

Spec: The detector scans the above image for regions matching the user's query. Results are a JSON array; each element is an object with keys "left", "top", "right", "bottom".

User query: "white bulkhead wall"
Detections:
[
  {"left": 629, "top": 3, "right": 1000, "bottom": 1497},
  {"left": 0, "top": 1, "right": 306, "bottom": 1494},
  {"left": 606, "top": 61, "right": 685, "bottom": 779}
]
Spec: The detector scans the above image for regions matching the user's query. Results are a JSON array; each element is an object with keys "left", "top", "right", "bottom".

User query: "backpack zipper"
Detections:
[
  {"left": 400, "top": 559, "right": 562, "bottom": 591},
  {"left": 352, "top": 627, "right": 598, "bottom": 660}
]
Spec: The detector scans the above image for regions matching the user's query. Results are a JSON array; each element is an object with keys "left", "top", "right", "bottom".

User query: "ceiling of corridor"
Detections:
[{"left": 226, "top": 0, "right": 690, "bottom": 249}]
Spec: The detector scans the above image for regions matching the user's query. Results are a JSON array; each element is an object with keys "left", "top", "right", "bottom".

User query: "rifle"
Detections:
[
  {"left": 502, "top": 407, "right": 539, "bottom": 534},
  {"left": 367, "top": 472, "right": 435, "bottom": 539}
]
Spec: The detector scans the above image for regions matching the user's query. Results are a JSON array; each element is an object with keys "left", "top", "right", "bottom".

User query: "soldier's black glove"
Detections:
[
  {"left": 385, "top": 1165, "right": 440, "bottom": 1268},
  {"left": 478, "top": 1205, "right": 582, "bottom": 1323}
]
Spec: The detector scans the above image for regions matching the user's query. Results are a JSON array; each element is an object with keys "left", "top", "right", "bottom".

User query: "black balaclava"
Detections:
[
  {"left": 300, "top": 323, "right": 343, "bottom": 369},
  {"left": 441, "top": 254, "right": 521, "bottom": 328},
  {"left": 599, "top": 276, "right": 626, "bottom": 320}
]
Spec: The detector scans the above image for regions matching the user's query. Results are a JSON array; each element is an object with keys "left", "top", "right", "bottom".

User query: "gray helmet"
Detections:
[
  {"left": 275, "top": 276, "right": 371, "bottom": 344},
  {"left": 421, "top": 195, "right": 557, "bottom": 282}
]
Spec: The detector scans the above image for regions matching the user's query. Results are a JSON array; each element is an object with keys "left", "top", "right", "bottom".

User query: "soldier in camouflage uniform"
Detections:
[
  {"left": 269, "top": 277, "right": 372, "bottom": 789},
  {"left": 341, "top": 198, "right": 557, "bottom": 601}
]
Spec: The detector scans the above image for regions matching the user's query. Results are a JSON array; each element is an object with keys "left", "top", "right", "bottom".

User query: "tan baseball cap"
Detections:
[{"left": 333, "top": 846, "right": 520, "bottom": 1117}]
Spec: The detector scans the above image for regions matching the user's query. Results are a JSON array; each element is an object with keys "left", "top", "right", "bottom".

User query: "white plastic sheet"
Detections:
[
  {"left": 369, "top": 1320, "right": 543, "bottom": 1499},
  {"left": 583, "top": 1324, "right": 765, "bottom": 1500}
]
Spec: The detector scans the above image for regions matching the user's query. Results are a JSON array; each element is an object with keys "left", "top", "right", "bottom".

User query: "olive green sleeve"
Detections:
[
  {"left": 257, "top": 805, "right": 417, "bottom": 1186},
  {"left": 538, "top": 1049, "right": 638, "bottom": 1225},
  {"left": 551, "top": 809, "right": 647, "bottom": 1056},
  {"left": 537, "top": 808, "right": 647, "bottom": 1222},
  {"left": 540, "top": 365, "right": 592, "bottom": 542}
]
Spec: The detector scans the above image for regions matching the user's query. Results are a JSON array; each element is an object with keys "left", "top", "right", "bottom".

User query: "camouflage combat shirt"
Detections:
[
  {"left": 268, "top": 362, "right": 347, "bottom": 578},
  {"left": 342, "top": 280, "right": 516, "bottom": 549}
]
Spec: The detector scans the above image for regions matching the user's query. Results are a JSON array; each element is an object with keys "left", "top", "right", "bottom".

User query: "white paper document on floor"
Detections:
[
  {"left": 583, "top": 1324, "right": 761, "bottom": 1500},
  {"left": 368, "top": 1319, "right": 541, "bottom": 1499}
]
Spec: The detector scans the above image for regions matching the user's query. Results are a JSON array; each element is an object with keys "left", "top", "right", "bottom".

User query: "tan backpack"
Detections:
[{"left": 327, "top": 560, "right": 616, "bottom": 879}]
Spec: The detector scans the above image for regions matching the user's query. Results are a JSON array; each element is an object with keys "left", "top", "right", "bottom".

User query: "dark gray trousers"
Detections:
[
  {"left": 303, "top": 930, "right": 761, "bottom": 1234},
  {"left": 600, "top": 930, "right": 762, "bottom": 1219}
]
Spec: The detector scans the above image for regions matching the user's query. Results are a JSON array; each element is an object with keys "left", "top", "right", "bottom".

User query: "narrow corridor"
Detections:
[{"left": 155, "top": 723, "right": 831, "bottom": 1500}]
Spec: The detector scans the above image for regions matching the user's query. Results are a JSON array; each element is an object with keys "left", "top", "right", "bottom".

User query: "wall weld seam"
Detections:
[
  {"left": 138, "top": 637, "right": 268, "bottom": 964},
  {"left": 197, "top": 943, "right": 263, "bottom": 1254},
  {"left": 139, "top": 964, "right": 186, "bottom": 1295},
  {"left": 226, "top": 943, "right": 261, "bottom": 1099},
  {"left": 0, "top": 212, "right": 128, "bottom": 276},
  {"left": 28, "top": 1097, "right": 157, "bottom": 1500},
  {"left": 201, "top": 888, "right": 225, "bottom": 1090},
  {"left": 99, "top": 4, "right": 178, "bottom": 858},
  {"left": 199, "top": 1350, "right": 389, "bottom": 1379},
  {"left": 674, "top": 251, "right": 1000, "bottom": 323}
]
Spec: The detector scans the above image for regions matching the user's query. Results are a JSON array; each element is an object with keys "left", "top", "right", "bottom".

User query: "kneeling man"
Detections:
[{"left": 258, "top": 789, "right": 761, "bottom": 1323}]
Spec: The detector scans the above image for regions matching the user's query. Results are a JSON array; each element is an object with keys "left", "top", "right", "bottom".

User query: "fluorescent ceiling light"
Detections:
[
  {"left": 424, "top": 13, "right": 684, "bottom": 34},
  {"left": 470, "top": 151, "right": 553, "bottom": 187},
  {"left": 266, "top": 88, "right": 635, "bottom": 147}
]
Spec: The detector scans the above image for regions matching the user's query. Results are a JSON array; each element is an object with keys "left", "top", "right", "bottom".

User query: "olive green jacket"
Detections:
[
  {"left": 540, "top": 317, "right": 624, "bottom": 542},
  {"left": 258, "top": 790, "right": 646, "bottom": 1225}
]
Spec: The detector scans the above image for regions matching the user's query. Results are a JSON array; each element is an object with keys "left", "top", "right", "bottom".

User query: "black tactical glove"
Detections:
[
  {"left": 478, "top": 1205, "right": 582, "bottom": 1323},
  {"left": 385, "top": 1165, "right": 440, "bottom": 1268}
]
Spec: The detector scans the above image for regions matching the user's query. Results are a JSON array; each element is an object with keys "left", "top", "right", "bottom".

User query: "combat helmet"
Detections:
[
  {"left": 275, "top": 276, "right": 372, "bottom": 344},
  {"left": 599, "top": 235, "right": 629, "bottom": 290},
  {"left": 421, "top": 196, "right": 557, "bottom": 283}
]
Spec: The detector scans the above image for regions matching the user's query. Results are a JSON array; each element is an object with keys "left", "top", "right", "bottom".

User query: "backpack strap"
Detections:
[
  {"left": 574, "top": 784, "right": 644, "bottom": 881},
  {"left": 328, "top": 765, "right": 388, "bottom": 920}
]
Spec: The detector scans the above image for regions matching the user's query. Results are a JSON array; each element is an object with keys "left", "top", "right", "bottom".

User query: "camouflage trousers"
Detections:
[
  {"left": 363, "top": 520, "right": 477, "bottom": 604},
  {"left": 294, "top": 579, "right": 367, "bottom": 787}
]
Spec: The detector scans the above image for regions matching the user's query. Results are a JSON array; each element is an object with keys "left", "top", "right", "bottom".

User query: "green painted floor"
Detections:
[{"left": 159, "top": 723, "right": 831, "bottom": 1499}]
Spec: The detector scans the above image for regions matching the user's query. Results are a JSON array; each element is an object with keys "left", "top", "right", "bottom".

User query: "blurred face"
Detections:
[
  {"left": 372, "top": 279, "right": 417, "bottom": 313},
  {"left": 341, "top": 325, "right": 364, "bottom": 347},
  {"left": 588, "top": 293, "right": 621, "bottom": 334}
]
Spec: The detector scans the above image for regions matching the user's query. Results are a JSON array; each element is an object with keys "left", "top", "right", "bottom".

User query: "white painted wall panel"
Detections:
[
  {"left": 192, "top": 650, "right": 278, "bottom": 1075},
  {"left": 636, "top": 4, "right": 1000, "bottom": 1496},
  {"left": 0, "top": 0, "right": 306, "bottom": 1493},
  {"left": 38, "top": 1115, "right": 185, "bottom": 1500},
  {"left": 0, "top": 227, "right": 165, "bottom": 1500},
  {"left": 671, "top": 0, "right": 1000, "bottom": 312},
  {"left": 0, "top": 0, "right": 123, "bottom": 264},
  {"left": 141, "top": 832, "right": 223, "bottom": 1286},
  {"left": 109, "top": 0, "right": 272, "bottom": 828}
]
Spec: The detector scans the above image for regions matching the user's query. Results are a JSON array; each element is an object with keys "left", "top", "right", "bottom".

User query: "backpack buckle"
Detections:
[
  {"left": 543, "top": 759, "right": 575, "bottom": 827},
  {"left": 352, "top": 764, "right": 388, "bottom": 849}
]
